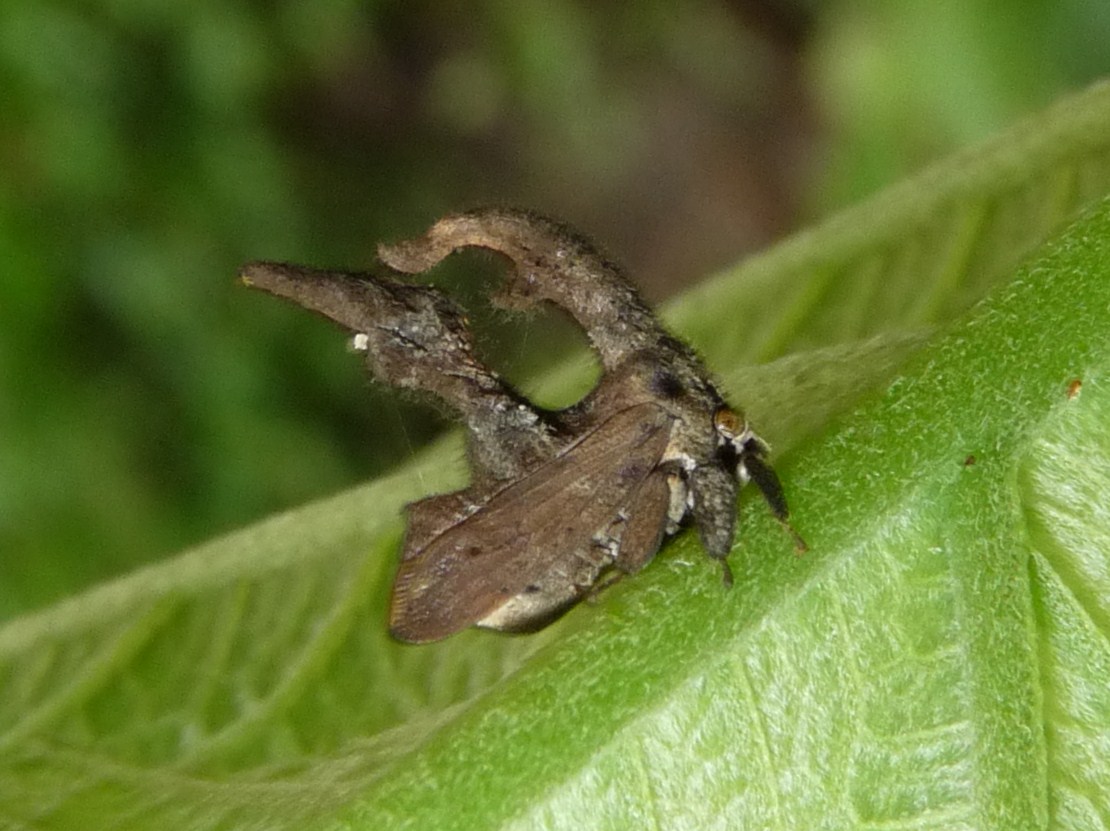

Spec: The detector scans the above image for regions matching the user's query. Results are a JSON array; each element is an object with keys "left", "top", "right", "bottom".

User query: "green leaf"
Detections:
[{"left": 4, "top": 83, "right": 1110, "bottom": 830}]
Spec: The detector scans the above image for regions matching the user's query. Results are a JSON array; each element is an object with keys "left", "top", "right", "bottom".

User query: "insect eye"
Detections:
[{"left": 713, "top": 407, "right": 742, "bottom": 437}]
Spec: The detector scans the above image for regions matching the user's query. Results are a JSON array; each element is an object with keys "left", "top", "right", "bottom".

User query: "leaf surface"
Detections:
[{"left": 4, "top": 83, "right": 1110, "bottom": 831}]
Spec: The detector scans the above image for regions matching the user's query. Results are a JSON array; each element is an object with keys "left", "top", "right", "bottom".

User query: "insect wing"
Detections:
[{"left": 389, "top": 403, "right": 674, "bottom": 642}]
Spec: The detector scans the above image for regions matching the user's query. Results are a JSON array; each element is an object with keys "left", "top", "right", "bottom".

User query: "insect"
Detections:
[{"left": 241, "top": 209, "right": 802, "bottom": 643}]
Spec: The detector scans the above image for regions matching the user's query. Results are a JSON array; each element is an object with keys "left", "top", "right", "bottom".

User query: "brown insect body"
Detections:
[{"left": 241, "top": 209, "right": 797, "bottom": 643}]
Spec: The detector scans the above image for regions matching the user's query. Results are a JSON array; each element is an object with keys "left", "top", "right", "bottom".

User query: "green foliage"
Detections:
[
  {"left": 5, "top": 0, "right": 1110, "bottom": 623},
  {"left": 3, "top": 82, "right": 1110, "bottom": 829}
]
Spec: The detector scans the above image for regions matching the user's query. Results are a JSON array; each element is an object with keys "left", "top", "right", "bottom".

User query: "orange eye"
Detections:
[{"left": 713, "top": 407, "right": 741, "bottom": 436}]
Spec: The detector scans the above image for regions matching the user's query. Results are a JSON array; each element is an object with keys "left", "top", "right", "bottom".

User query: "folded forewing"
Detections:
[{"left": 389, "top": 402, "right": 674, "bottom": 641}]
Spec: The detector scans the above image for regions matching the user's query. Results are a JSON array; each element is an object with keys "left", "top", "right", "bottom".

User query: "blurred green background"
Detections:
[{"left": 2, "top": 0, "right": 1108, "bottom": 622}]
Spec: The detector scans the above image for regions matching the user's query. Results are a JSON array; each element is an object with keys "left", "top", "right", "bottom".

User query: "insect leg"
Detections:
[
  {"left": 688, "top": 463, "right": 739, "bottom": 587},
  {"left": 240, "top": 261, "right": 554, "bottom": 482},
  {"left": 742, "top": 449, "right": 808, "bottom": 553},
  {"left": 377, "top": 208, "right": 677, "bottom": 372}
]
